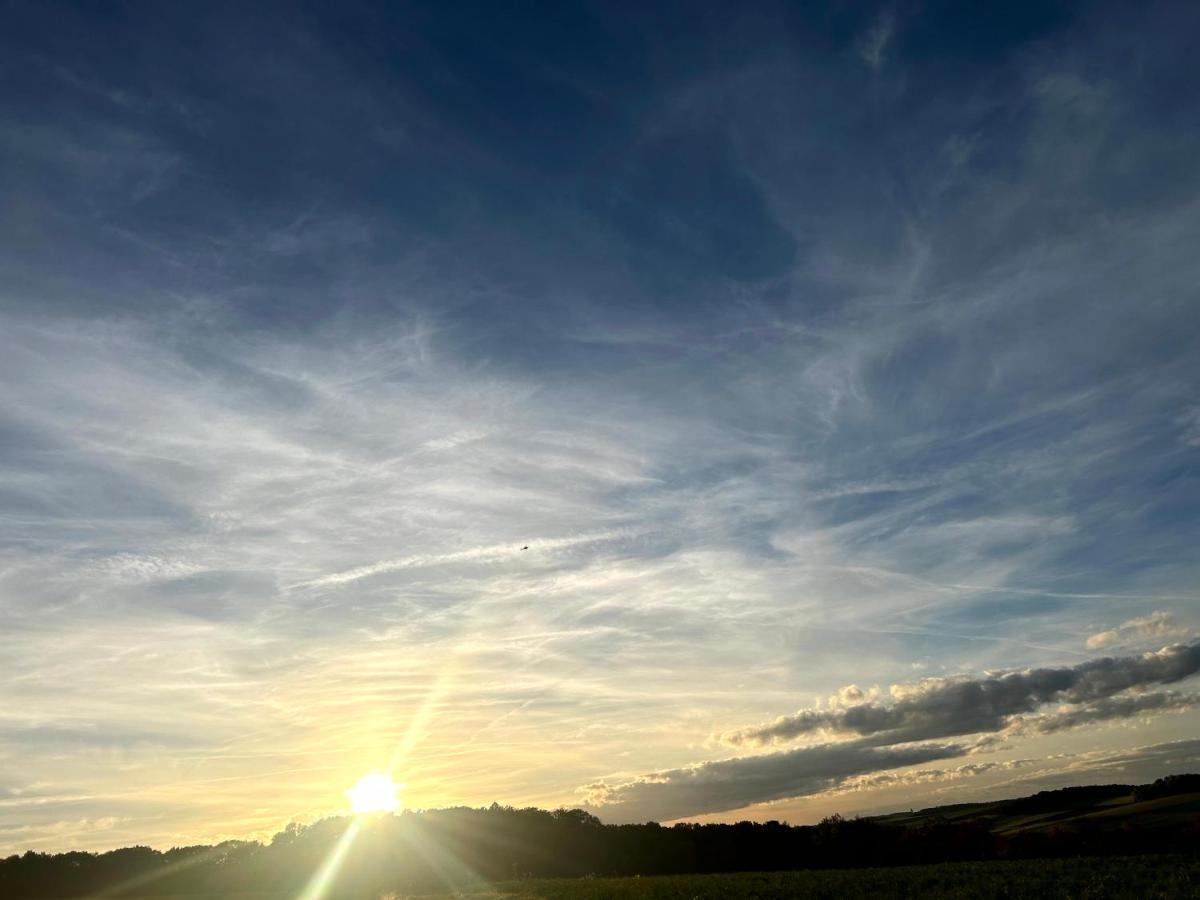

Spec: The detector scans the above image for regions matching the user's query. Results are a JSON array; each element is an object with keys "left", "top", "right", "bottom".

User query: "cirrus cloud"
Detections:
[{"left": 1085, "top": 611, "right": 1192, "bottom": 650}]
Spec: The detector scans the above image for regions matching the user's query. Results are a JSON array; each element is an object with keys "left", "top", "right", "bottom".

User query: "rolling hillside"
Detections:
[{"left": 869, "top": 774, "right": 1200, "bottom": 836}]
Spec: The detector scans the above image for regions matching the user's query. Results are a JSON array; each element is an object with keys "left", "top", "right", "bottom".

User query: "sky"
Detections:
[{"left": 2, "top": 0, "right": 1200, "bottom": 854}]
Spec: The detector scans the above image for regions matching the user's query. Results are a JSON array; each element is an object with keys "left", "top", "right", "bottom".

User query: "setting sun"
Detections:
[{"left": 346, "top": 773, "right": 402, "bottom": 815}]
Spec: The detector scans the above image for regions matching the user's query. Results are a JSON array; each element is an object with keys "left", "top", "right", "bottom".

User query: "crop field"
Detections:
[
  {"left": 421, "top": 855, "right": 1200, "bottom": 900},
  {"left": 52, "top": 854, "right": 1200, "bottom": 899}
]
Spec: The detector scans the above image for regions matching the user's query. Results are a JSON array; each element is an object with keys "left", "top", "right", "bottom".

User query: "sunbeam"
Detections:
[{"left": 294, "top": 818, "right": 362, "bottom": 900}]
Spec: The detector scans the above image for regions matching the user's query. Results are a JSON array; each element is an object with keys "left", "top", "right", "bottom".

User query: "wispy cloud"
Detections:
[
  {"left": 297, "top": 532, "right": 634, "bottom": 588},
  {"left": 1086, "top": 611, "right": 1193, "bottom": 650},
  {"left": 830, "top": 758, "right": 1039, "bottom": 795},
  {"left": 858, "top": 12, "right": 895, "bottom": 69}
]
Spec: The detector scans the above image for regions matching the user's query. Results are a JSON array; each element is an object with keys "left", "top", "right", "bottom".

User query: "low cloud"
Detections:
[
  {"left": 831, "top": 758, "right": 1039, "bottom": 795},
  {"left": 584, "top": 645, "right": 1200, "bottom": 823},
  {"left": 1086, "top": 611, "right": 1191, "bottom": 649},
  {"left": 1017, "top": 691, "right": 1199, "bottom": 735},
  {"left": 721, "top": 642, "right": 1200, "bottom": 747},
  {"left": 997, "top": 739, "right": 1200, "bottom": 797},
  {"left": 582, "top": 739, "right": 969, "bottom": 823}
]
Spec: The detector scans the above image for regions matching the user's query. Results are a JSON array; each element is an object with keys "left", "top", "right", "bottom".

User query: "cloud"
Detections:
[
  {"left": 721, "top": 643, "right": 1200, "bottom": 747},
  {"left": 992, "top": 739, "right": 1200, "bottom": 798},
  {"left": 1086, "top": 610, "right": 1191, "bottom": 649},
  {"left": 1178, "top": 406, "right": 1200, "bottom": 446},
  {"left": 831, "top": 758, "right": 1039, "bottom": 795},
  {"left": 858, "top": 12, "right": 895, "bottom": 69},
  {"left": 582, "top": 739, "right": 969, "bottom": 823},
  {"left": 1070, "top": 738, "right": 1200, "bottom": 775},
  {"left": 1017, "top": 691, "right": 1199, "bottom": 735},
  {"left": 587, "top": 664, "right": 1200, "bottom": 823},
  {"left": 297, "top": 531, "right": 633, "bottom": 588}
]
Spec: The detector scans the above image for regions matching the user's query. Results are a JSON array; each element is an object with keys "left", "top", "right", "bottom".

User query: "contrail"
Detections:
[{"left": 292, "top": 529, "right": 632, "bottom": 589}]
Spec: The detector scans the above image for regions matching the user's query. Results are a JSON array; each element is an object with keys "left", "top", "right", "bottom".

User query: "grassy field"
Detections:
[{"left": 409, "top": 855, "right": 1200, "bottom": 900}]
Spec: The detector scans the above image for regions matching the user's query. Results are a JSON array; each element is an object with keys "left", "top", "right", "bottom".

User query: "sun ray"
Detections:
[
  {"left": 84, "top": 846, "right": 227, "bottom": 899},
  {"left": 385, "top": 663, "right": 457, "bottom": 780},
  {"left": 294, "top": 817, "right": 362, "bottom": 900}
]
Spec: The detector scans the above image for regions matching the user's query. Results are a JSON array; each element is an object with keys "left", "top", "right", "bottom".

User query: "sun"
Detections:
[{"left": 346, "top": 772, "right": 402, "bottom": 814}]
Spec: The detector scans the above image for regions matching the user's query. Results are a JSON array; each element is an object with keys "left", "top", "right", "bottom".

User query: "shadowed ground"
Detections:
[{"left": 98, "top": 854, "right": 1200, "bottom": 899}]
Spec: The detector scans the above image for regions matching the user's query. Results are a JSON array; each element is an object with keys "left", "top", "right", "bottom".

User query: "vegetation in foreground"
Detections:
[
  {"left": 451, "top": 855, "right": 1200, "bottom": 900},
  {"left": 41, "top": 856, "right": 1200, "bottom": 900}
]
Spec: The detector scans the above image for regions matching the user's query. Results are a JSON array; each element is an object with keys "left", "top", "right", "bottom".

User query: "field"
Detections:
[
  {"left": 426, "top": 855, "right": 1200, "bottom": 900},
  {"left": 870, "top": 789, "right": 1200, "bottom": 837},
  {"left": 112, "top": 855, "right": 1200, "bottom": 899}
]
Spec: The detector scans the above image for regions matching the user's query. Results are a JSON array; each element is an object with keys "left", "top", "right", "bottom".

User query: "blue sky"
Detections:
[{"left": 2, "top": 0, "right": 1200, "bottom": 852}]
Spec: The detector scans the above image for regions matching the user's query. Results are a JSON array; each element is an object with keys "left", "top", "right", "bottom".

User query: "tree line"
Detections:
[{"left": 3, "top": 777, "right": 1199, "bottom": 897}]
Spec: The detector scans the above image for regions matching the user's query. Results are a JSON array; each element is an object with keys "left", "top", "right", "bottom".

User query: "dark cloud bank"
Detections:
[
  {"left": 724, "top": 642, "right": 1200, "bottom": 746},
  {"left": 587, "top": 643, "right": 1200, "bottom": 822}
]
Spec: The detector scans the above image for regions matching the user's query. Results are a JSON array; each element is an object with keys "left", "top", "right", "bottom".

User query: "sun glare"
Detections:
[{"left": 346, "top": 772, "right": 402, "bottom": 815}]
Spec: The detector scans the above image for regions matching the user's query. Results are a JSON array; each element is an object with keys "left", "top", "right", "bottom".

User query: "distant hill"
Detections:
[{"left": 869, "top": 773, "right": 1200, "bottom": 837}]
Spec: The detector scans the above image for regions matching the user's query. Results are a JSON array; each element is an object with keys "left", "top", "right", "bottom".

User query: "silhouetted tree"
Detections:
[{"left": 4, "top": 775, "right": 1200, "bottom": 897}]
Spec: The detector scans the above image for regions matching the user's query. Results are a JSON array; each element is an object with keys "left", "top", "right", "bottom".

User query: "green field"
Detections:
[{"left": 410, "top": 855, "right": 1200, "bottom": 900}]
